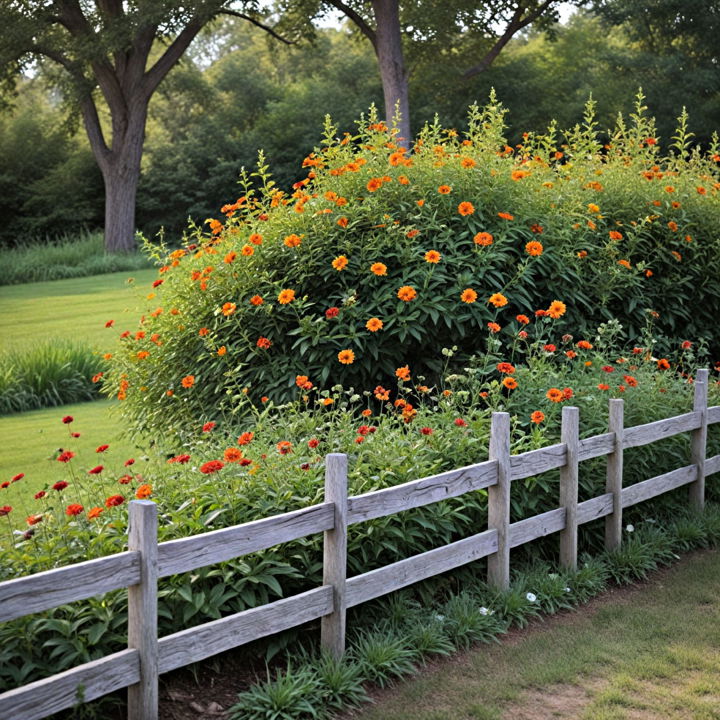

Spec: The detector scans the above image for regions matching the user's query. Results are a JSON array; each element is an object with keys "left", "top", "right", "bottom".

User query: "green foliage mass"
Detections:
[{"left": 109, "top": 98, "right": 720, "bottom": 435}]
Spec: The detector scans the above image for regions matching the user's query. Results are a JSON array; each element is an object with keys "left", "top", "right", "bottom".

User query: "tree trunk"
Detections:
[
  {"left": 371, "top": 0, "right": 411, "bottom": 147},
  {"left": 102, "top": 161, "right": 141, "bottom": 253}
]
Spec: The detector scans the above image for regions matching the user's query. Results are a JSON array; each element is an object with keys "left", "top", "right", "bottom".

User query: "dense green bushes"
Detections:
[{"left": 107, "top": 98, "right": 720, "bottom": 435}]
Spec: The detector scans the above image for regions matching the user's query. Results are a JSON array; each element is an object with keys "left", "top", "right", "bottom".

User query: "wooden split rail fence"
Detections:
[{"left": 1, "top": 368, "right": 719, "bottom": 720}]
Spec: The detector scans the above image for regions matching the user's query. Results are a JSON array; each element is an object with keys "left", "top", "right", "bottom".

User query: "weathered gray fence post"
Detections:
[
  {"left": 127, "top": 500, "right": 158, "bottom": 720},
  {"left": 559, "top": 406, "right": 579, "bottom": 569},
  {"left": 488, "top": 412, "right": 511, "bottom": 589},
  {"left": 605, "top": 398, "right": 624, "bottom": 550},
  {"left": 690, "top": 368, "right": 709, "bottom": 511},
  {"left": 321, "top": 453, "right": 348, "bottom": 659}
]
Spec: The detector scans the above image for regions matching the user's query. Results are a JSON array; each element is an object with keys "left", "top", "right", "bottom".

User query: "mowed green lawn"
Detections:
[
  {"left": 0, "top": 399, "right": 149, "bottom": 507},
  {"left": 349, "top": 550, "right": 720, "bottom": 720},
  {"left": 0, "top": 267, "right": 156, "bottom": 352}
]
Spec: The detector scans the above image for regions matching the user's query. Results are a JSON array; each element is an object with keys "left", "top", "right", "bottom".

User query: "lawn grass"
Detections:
[
  {"left": 0, "top": 267, "right": 157, "bottom": 353},
  {"left": 348, "top": 550, "right": 720, "bottom": 720},
  {"left": 0, "top": 399, "right": 150, "bottom": 507}
]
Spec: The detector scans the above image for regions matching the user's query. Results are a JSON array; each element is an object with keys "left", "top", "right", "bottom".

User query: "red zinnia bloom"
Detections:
[
  {"left": 0, "top": 506, "right": 12, "bottom": 516},
  {"left": 308, "top": 438, "right": 319, "bottom": 449},
  {"left": 562, "top": 387, "right": 574, "bottom": 400},
  {"left": 65, "top": 504, "right": 84, "bottom": 516},
  {"left": 105, "top": 495, "right": 125, "bottom": 507},
  {"left": 105, "top": 320, "right": 114, "bottom": 328},
  {"left": 420, "top": 427, "right": 433, "bottom": 435},
  {"left": 202, "top": 421, "right": 216, "bottom": 433},
  {"left": 52, "top": 481, "right": 69, "bottom": 491},
  {"left": 657, "top": 358, "right": 670, "bottom": 370},
  {"left": 118, "top": 475, "right": 133, "bottom": 485},
  {"left": 88, "top": 465, "right": 104, "bottom": 475},
  {"left": 124, "top": 459, "right": 135, "bottom": 467},
  {"left": 454, "top": 418, "right": 468, "bottom": 427},
  {"left": 57, "top": 451, "right": 75, "bottom": 463},
  {"left": 543, "top": 344, "right": 556, "bottom": 352},
  {"left": 602, "top": 366, "right": 615, "bottom": 373},
  {"left": 681, "top": 341, "right": 692, "bottom": 350},
  {"left": 200, "top": 460, "right": 224, "bottom": 474},
  {"left": 325, "top": 307, "right": 340, "bottom": 319},
  {"left": 34, "top": 491, "right": 46, "bottom": 499},
  {"left": 96, "top": 444, "right": 109, "bottom": 453},
  {"left": 168, "top": 454, "right": 191, "bottom": 464},
  {"left": 598, "top": 383, "right": 610, "bottom": 391},
  {"left": 238, "top": 431, "right": 254, "bottom": 446},
  {"left": 62, "top": 416, "right": 74, "bottom": 424},
  {"left": 11, "top": 473, "right": 24, "bottom": 483}
]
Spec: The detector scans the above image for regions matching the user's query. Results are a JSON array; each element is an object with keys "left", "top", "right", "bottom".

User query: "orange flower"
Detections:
[
  {"left": 460, "top": 157, "right": 476, "bottom": 169},
  {"left": 370, "top": 262, "right": 387, "bottom": 276},
  {"left": 222, "top": 302, "right": 236, "bottom": 316},
  {"left": 497, "top": 362, "right": 515, "bottom": 374},
  {"left": 502, "top": 377, "right": 518, "bottom": 390},
  {"left": 87, "top": 507, "right": 104, "bottom": 520},
  {"left": 338, "top": 349, "right": 355, "bottom": 364},
  {"left": 618, "top": 259, "right": 631, "bottom": 269},
  {"left": 460, "top": 288, "right": 477, "bottom": 303},
  {"left": 224, "top": 251, "right": 237, "bottom": 264},
  {"left": 406, "top": 229, "right": 420, "bottom": 238},
  {"left": 438, "top": 185, "right": 452, "bottom": 194},
  {"left": 697, "top": 186, "right": 707, "bottom": 195},
  {"left": 241, "top": 244, "right": 254, "bottom": 256},
  {"left": 366, "top": 318, "right": 383, "bottom": 332},
  {"left": 488, "top": 292, "right": 508, "bottom": 308},
  {"left": 181, "top": 375, "right": 195, "bottom": 388},
  {"left": 237, "top": 431, "right": 254, "bottom": 445},
  {"left": 487, "top": 322, "right": 501, "bottom": 333},
  {"left": 424, "top": 250, "right": 441, "bottom": 263},
  {"left": 256, "top": 336, "right": 272, "bottom": 349},
  {"left": 332, "top": 255, "right": 348, "bottom": 271},
  {"left": 284, "top": 234, "right": 302, "bottom": 247},
  {"left": 395, "top": 366, "right": 411, "bottom": 381},
  {"left": 249, "top": 233, "right": 263, "bottom": 245},
  {"left": 250, "top": 295, "right": 263, "bottom": 306},
  {"left": 587, "top": 203, "right": 600, "bottom": 213},
  {"left": 416, "top": 199, "right": 425, "bottom": 207},
  {"left": 546, "top": 387, "right": 564, "bottom": 402},
  {"left": 217, "top": 346, "right": 227, "bottom": 356},
  {"left": 223, "top": 447, "right": 243, "bottom": 463},
  {"left": 671, "top": 251, "right": 682, "bottom": 262},
  {"left": 525, "top": 241, "right": 543, "bottom": 256},
  {"left": 516, "top": 314, "right": 530, "bottom": 325},
  {"left": 278, "top": 289, "right": 296, "bottom": 304},
  {"left": 608, "top": 230, "right": 623, "bottom": 240},
  {"left": 497, "top": 212, "right": 514, "bottom": 220},
  {"left": 577, "top": 340, "right": 593, "bottom": 349},
  {"left": 367, "top": 178, "right": 383, "bottom": 192},
  {"left": 530, "top": 410, "right": 545, "bottom": 424},
  {"left": 458, "top": 201, "right": 475, "bottom": 216},
  {"left": 547, "top": 300, "right": 566, "bottom": 319},
  {"left": 337, "top": 216, "right": 348, "bottom": 228},
  {"left": 657, "top": 358, "right": 670, "bottom": 370},
  {"left": 667, "top": 221, "right": 678, "bottom": 232},
  {"left": 397, "top": 285, "right": 417, "bottom": 301},
  {"left": 374, "top": 385, "right": 390, "bottom": 401},
  {"left": 136, "top": 350, "right": 149, "bottom": 360},
  {"left": 577, "top": 250, "right": 588, "bottom": 258},
  {"left": 135, "top": 484, "right": 152, "bottom": 499},
  {"left": 474, "top": 232, "right": 493, "bottom": 246}
]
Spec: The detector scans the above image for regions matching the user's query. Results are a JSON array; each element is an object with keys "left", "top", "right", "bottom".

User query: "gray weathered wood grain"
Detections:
[
  {"left": 0, "top": 552, "right": 140, "bottom": 624},
  {"left": 708, "top": 405, "right": 720, "bottom": 425},
  {"left": 127, "top": 501, "right": 158, "bottom": 720},
  {"left": 605, "top": 399, "right": 624, "bottom": 550},
  {"left": 488, "top": 412, "right": 511, "bottom": 589},
  {"left": 706, "top": 454, "right": 720, "bottom": 477},
  {"left": 577, "top": 493, "right": 614, "bottom": 525},
  {"left": 346, "top": 460, "right": 497, "bottom": 525},
  {"left": 345, "top": 529, "right": 498, "bottom": 608},
  {"left": 510, "top": 443, "right": 566, "bottom": 480},
  {"left": 158, "top": 586, "right": 333, "bottom": 674},
  {"left": 0, "top": 649, "right": 139, "bottom": 720},
  {"left": 689, "top": 370, "right": 708, "bottom": 510},
  {"left": 560, "top": 407, "right": 579, "bottom": 569},
  {"left": 509, "top": 508, "right": 565, "bottom": 549},
  {"left": 321, "top": 454, "right": 348, "bottom": 660},
  {"left": 623, "top": 411, "right": 701, "bottom": 449},
  {"left": 622, "top": 465, "right": 697, "bottom": 508},
  {"left": 157, "top": 502, "right": 334, "bottom": 578},
  {"left": 578, "top": 432, "right": 615, "bottom": 461}
]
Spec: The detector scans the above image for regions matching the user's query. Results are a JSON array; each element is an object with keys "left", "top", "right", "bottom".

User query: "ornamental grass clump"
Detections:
[{"left": 106, "top": 93, "right": 720, "bottom": 435}]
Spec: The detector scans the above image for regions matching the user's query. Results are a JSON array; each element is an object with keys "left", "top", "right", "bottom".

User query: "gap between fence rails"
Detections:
[{"left": 0, "top": 368, "right": 718, "bottom": 720}]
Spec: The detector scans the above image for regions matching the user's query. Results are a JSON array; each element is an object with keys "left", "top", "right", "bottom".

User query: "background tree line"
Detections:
[{"left": 0, "top": 1, "right": 718, "bottom": 248}]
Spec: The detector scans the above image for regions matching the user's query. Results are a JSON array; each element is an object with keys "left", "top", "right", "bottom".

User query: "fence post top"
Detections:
[
  {"left": 609, "top": 398, "right": 624, "bottom": 407},
  {"left": 696, "top": 367, "right": 709, "bottom": 382},
  {"left": 326, "top": 452, "right": 348, "bottom": 460},
  {"left": 129, "top": 499, "right": 157, "bottom": 510},
  {"left": 562, "top": 405, "right": 580, "bottom": 415}
]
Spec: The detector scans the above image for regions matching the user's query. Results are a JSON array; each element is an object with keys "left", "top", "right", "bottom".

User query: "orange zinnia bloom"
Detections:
[
  {"left": 284, "top": 234, "right": 302, "bottom": 247},
  {"left": 395, "top": 366, "right": 411, "bottom": 381},
  {"left": 608, "top": 230, "right": 623, "bottom": 240},
  {"left": 618, "top": 259, "right": 631, "bottom": 269},
  {"left": 338, "top": 349, "right": 355, "bottom": 364},
  {"left": 498, "top": 212, "right": 514, "bottom": 220},
  {"left": 397, "top": 285, "right": 417, "bottom": 301},
  {"left": 487, "top": 322, "right": 501, "bottom": 333},
  {"left": 516, "top": 314, "right": 530, "bottom": 325},
  {"left": 438, "top": 185, "right": 452, "bottom": 194},
  {"left": 181, "top": 375, "right": 195, "bottom": 388},
  {"left": 222, "top": 302, "right": 237, "bottom": 316},
  {"left": 241, "top": 244, "right": 254, "bottom": 256},
  {"left": 250, "top": 295, "right": 263, "bottom": 306},
  {"left": 460, "top": 157, "right": 476, "bottom": 168},
  {"left": 547, "top": 300, "right": 566, "bottom": 318},
  {"left": 332, "top": 255, "right": 348, "bottom": 271},
  {"left": 488, "top": 292, "right": 508, "bottom": 308},
  {"left": 367, "top": 178, "right": 383, "bottom": 192},
  {"left": 249, "top": 233, "right": 263, "bottom": 245},
  {"left": 460, "top": 288, "right": 477, "bottom": 303},
  {"left": 502, "top": 377, "right": 518, "bottom": 390},
  {"left": 278, "top": 289, "right": 295, "bottom": 304},
  {"left": 531, "top": 410, "right": 545, "bottom": 424},
  {"left": 458, "top": 201, "right": 475, "bottom": 216},
  {"left": 370, "top": 262, "right": 387, "bottom": 276},
  {"left": 474, "top": 232, "right": 493, "bottom": 246},
  {"left": 366, "top": 318, "right": 383, "bottom": 332},
  {"left": 224, "top": 251, "right": 237, "bottom": 264},
  {"left": 135, "top": 484, "right": 152, "bottom": 499},
  {"left": 223, "top": 448, "right": 243, "bottom": 463},
  {"left": 546, "top": 387, "right": 564, "bottom": 402},
  {"left": 424, "top": 250, "right": 441, "bottom": 263},
  {"left": 217, "top": 346, "right": 227, "bottom": 356},
  {"left": 587, "top": 203, "right": 600, "bottom": 213},
  {"left": 337, "top": 216, "right": 348, "bottom": 228},
  {"left": 525, "top": 241, "right": 543, "bottom": 256}
]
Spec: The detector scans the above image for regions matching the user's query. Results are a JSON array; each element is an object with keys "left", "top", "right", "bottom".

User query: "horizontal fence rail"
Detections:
[{"left": 1, "top": 368, "right": 719, "bottom": 720}]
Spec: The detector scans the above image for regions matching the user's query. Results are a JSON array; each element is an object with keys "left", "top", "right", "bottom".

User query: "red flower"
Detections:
[
  {"left": 237, "top": 431, "right": 254, "bottom": 446},
  {"left": 657, "top": 358, "right": 670, "bottom": 370},
  {"left": 62, "top": 416, "right": 74, "bottom": 424},
  {"left": 105, "top": 320, "right": 114, "bottom": 328},
  {"left": 300, "top": 462, "right": 310, "bottom": 470},
  {"left": 152, "top": 278, "right": 164, "bottom": 288},
  {"left": 118, "top": 474, "right": 133, "bottom": 485},
  {"left": 124, "top": 458, "right": 135, "bottom": 467},
  {"left": 0, "top": 506, "right": 12, "bottom": 516},
  {"left": 454, "top": 418, "right": 468, "bottom": 427},
  {"left": 11, "top": 473, "right": 24, "bottom": 483},
  {"left": 325, "top": 307, "right": 340, "bottom": 319},
  {"left": 65, "top": 504, "right": 84, "bottom": 516},
  {"left": 57, "top": 450, "right": 75, "bottom": 463},
  {"left": 96, "top": 444, "right": 109, "bottom": 453},
  {"left": 276, "top": 441, "right": 293, "bottom": 455},
  {"left": 597, "top": 383, "right": 610, "bottom": 391},
  {"left": 105, "top": 495, "right": 125, "bottom": 507},
  {"left": 88, "top": 465, "right": 104, "bottom": 475},
  {"left": 562, "top": 387, "right": 574, "bottom": 400},
  {"left": 200, "top": 460, "right": 224, "bottom": 474},
  {"left": 357, "top": 425, "right": 371, "bottom": 436},
  {"left": 256, "top": 336, "right": 272, "bottom": 350},
  {"left": 681, "top": 341, "right": 692, "bottom": 350},
  {"left": 239, "top": 458, "right": 252, "bottom": 466},
  {"left": 202, "top": 421, "right": 216, "bottom": 433},
  {"left": 34, "top": 491, "right": 46, "bottom": 499},
  {"left": 420, "top": 427, "right": 433, "bottom": 435},
  {"left": 543, "top": 344, "right": 556, "bottom": 352},
  {"left": 0, "top": 481, "right": 8, "bottom": 489},
  {"left": 71, "top": 432, "right": 81, "bottom": 438},
  {"left": 52, "top": 481, "right": 69, "bottom": 491},
  {"left": 308, "top": 438, "right": 319, "bottom": 449},
  {"left": 602, "top": 366, "right": 615, "bottom": 373},
  {"left": 168, "top": 454, "right": 191, "bottom": 464}
]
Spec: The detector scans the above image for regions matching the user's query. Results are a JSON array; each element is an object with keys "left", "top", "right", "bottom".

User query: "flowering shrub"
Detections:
[
  {"left": 106, "top": 95, "right": 720, "bottom": 434},
  {"left": 2, "top": 330, "right": 719, "bottom": 692}
]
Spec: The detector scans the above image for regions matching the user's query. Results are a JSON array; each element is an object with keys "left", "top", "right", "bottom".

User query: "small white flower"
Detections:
[
  {"left": 564, "top": 587, "right": 571, "bottom": 593},
  {"left": 626, "top": 524, "right": 635, "bottom": 532},
  {"left": 548, "top": 573, "right": 559, "bottom": 580},
  {"left": 479, "top": 606, "right": 489, "bottom": 615},
  {"left": 434, "top": 614, "right": 445, "bottom": 622},
  {"left": 526, "top": 592, "right": 537, "bottom": 603}
]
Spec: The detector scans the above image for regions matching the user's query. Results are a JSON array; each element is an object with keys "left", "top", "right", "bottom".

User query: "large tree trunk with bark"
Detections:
[
  {"left": 102, "top": 160, "right": 140, "bottom": 253},
  {"left": 371, "top": 0, "right": 411, "bottom": 147}
]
